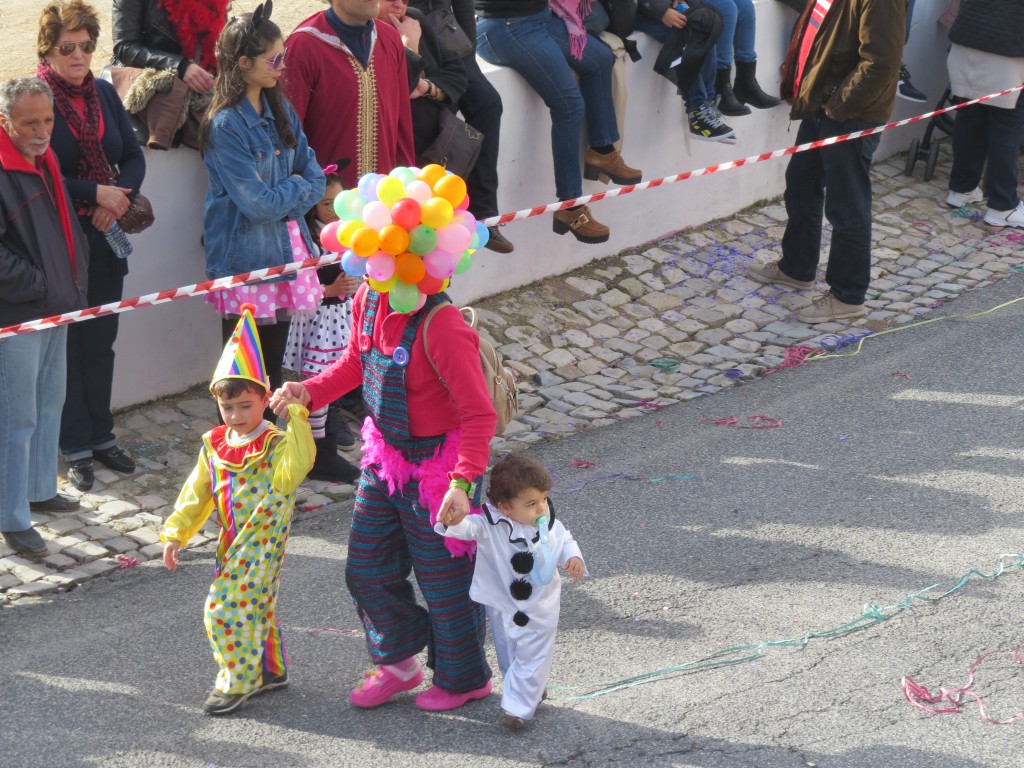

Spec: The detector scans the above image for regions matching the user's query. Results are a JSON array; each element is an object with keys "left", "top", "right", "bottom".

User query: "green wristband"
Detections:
[{"left": 449, "top": 478, "right": 471, "bottom": 493}]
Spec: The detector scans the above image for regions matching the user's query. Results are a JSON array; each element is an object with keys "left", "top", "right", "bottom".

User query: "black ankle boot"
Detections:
[
  {"left": 732, "top": 60, "right": 781, "bottom": 109},
  {"left": 715, "top": 67, "right": 751, "bottom": 117},
  {"left": 309, "top": 432, "right": 361, "bottom": 483}
]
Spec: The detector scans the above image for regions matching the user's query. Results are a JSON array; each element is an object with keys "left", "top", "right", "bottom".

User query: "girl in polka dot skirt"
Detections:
[
  {"left": 200, "top": 4, "right": 325, "bottom": 408},
  {"left": 161, "top": 308, "right": 315, "bottom": 716},
  {"left": 283, "top": 165, "right": 361, "bottom": 483}
]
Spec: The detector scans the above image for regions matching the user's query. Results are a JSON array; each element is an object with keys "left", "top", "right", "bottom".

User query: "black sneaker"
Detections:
[
  {"left": 258, "top": 670, "right": 289, "bottom": 693},
  {"left": 202, "top": 688, "right": 255, "bottom": 715},
  {"left": 687, "top": 104, "right": 736, "bottom": 143},
  {"left": 94, "top": 446, "right": 136, "bottom": 474},
  {"left": 897, "top": 65, "right": 927, "bottom": 103},
  {"left": 67, "top": 459, "right": 94, "bottom": 492}
]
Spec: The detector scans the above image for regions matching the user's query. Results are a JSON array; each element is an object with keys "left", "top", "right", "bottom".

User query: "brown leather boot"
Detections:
[
  {"left": 583, "top": 148, "right": 642, "bottom": 186},
  {"left": 145, "top": 76, "right": 189, "bottom": 150},
  {"left": 552, "top": 205, "right": 610, "bottom": 244}
]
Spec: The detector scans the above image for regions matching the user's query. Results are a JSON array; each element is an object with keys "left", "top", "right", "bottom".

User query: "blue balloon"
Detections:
[
  {"left": 474, "top": 221, "right": 490, "bottom": 249},
  {"left": 357, "top": 173, "right": 380, "bottom": 202},
  {"left": 341, "top": 249, "right": 367, "bottom": 277}
]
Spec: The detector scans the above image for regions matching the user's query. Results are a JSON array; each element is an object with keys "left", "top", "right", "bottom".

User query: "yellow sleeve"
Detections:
[
  {"left": 160, "top": 450, "right": 215, "bottom": 548},
  {"left": 273, "top": 403, "right": 316, "bottom": 495}
]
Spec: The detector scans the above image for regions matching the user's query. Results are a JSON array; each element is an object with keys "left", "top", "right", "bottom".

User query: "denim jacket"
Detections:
[{"left": 202, "top": 93, "right": 326, "bottom": 280}]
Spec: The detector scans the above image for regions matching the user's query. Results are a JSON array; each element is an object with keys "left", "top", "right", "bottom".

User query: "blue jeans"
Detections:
[
  {"left": 700, "top": 0, "right": 756, "bottom": 68},
  {"left": 477, "top": 11, "right": 619, "bottom": 200},
  {"left": 780, "top": 114, "right": 881, "bottom": 305},
  {"left": 0, "top": 326, "right": 67, "bottom": 533},
  {"left": 634, "top": 15, "right": 718, "bottom": 112},
  {"left": 949, "top": 93, "right": 1024, "bottom": 213}
]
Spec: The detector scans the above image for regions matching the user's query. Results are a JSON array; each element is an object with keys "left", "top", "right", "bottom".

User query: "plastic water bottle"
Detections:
[
  {"left": 104, "top": 221, "right": 134, "bottom": 259},
  {"left": 675, "top": 2, "right": 688, "bottom": 10}
]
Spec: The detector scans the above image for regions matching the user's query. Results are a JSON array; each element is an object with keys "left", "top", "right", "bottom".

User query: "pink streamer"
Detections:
[{"left": 902, "top": 647, "right": 1024, "bottom": 725}]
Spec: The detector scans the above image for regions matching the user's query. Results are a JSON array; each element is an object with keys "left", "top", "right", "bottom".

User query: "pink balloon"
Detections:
[
  {"left": 436, "top": 223, "right": 471, "bottom": 255},
  {"left": 406, "top": 180, "right": 433, "bottom": 205},
  {"left": 366, "top": 251, "right": 396, "bottom": 282},
  {"left": 423, "top": 249, "right": 456, "bottom": 279},
  {"left": 362, "top": 201, "right": 392, "bottom": 230},
  {"left": 455, "top": 193, "right": 470, "bottom": 211},
  {"left": 319, "top": 220, "right": 343, "bottom": 252},
  {"left": 414, "top": 292, "right": 427, "bottom": 312},
  {"left": 453, "top": 210, "right": 476, "bottom": 233}
]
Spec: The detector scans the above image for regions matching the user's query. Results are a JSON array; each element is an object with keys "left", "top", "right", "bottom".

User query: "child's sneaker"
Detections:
[
  {"left": 202, "top": 688, "right": 255, "bottom": 715},
  {"left": 415, "top": 678, "right": 492, "bottom": 711},
  {"left": 497, "top": 711, "right": 527, "bottom": 731},
  {"left": 259, "top": 670, "right": 289, "bottom": 693},
  {"left": 687, "top": 103, "right": 736, "bottom": 143},
  {"left": 349, "top": 660, "right": 423, "bottom": 708}
]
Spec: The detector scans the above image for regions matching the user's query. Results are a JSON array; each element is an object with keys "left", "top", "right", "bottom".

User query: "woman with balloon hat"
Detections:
[{"left": 272, "top": 163, "right": 497, "bottom": 712}]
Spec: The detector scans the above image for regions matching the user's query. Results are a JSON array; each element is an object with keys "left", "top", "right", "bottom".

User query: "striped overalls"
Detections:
[{"left": 346, "top": 290, "right": 491, "bottom": 693}]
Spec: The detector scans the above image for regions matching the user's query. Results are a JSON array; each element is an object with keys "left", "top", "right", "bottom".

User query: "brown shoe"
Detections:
[
  {"left": 485, "top": 226, "right": 514, "bottom": 254},
  {"left": 748, "top": 260, "right": 815, "bottom": 290},
  {"left": 552, "top": 205, "right": 609, "bottom": 244},
  {"left": 583, "top": 148, "right": 642, "bottom": 186},
  {"left": 497, "top": 711, "right": 526, "bottom": 731},
  {"left": 794, "top": 293, "right": 866, "bottom": 324}
]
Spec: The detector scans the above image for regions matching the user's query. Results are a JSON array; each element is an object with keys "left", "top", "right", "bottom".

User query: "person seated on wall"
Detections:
[{"left": 110, "top": 0, "right": 229, "bottom": 149}]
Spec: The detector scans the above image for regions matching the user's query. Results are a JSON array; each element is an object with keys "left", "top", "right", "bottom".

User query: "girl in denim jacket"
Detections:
[{"left": 199, "top": 1, "right": 326, "bottom": 402}]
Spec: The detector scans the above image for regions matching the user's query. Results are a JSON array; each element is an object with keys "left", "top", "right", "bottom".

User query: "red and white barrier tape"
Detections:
[{"left": 4, "top": 83, "right": 1021, "bottom": 340}]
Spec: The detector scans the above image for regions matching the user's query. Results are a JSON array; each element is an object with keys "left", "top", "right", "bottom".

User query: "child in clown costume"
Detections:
[
  {"left": 161, "top": 305, "right": 315, "bottom": 715},
  {"left": 436, "top": 453, "right": 587, "bottom": 731}
]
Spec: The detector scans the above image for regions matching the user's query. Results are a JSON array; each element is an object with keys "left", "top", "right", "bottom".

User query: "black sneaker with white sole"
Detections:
[
  {"left": 897, "top": 65, "right": 927, "bottom": 103},
  {"left": 687, "top": 103, "right": 736, "bottom": 143},
  {"left": 202, "top": 688, "right": 255, "bottom": 715}
]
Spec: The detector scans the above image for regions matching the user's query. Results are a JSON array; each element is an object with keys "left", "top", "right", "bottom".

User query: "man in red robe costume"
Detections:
[{"left": 285, "top": 0, "right": 416, "bottom": 189}]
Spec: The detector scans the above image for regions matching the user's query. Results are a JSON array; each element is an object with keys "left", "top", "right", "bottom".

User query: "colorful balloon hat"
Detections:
[{"left": 210, "top": 303, "right": 269, "bottom": 392}]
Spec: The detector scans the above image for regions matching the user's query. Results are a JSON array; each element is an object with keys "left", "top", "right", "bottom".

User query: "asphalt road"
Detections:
[{"left": 5, "top": 274, "right": 1024, "bottom": 768}]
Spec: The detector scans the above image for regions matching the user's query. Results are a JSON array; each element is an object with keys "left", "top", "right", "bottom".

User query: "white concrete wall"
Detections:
[{"left": 111, "top": 0, "right": 952, "bottom": 408}]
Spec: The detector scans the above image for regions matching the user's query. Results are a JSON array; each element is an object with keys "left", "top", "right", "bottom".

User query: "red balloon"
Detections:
[
  {"left": 455, "top": 193, "right": 471, "bottom": 212},
  {"left": 391, "top": 198, "right": 422, "bottom": 230},
  {"left": 319, "top": 220, "right": 343, "bottom": 252},
  {"left": 418, "top": 273, "right": 445, "bottom": 295}
]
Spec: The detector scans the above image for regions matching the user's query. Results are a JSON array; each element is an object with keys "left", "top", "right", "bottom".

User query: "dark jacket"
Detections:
[
  {"left": 111, "top": 0, "right": 190, "bottom": 79},
  {"left": 949, "top": 0, "right": 1024, "bottom": 58},
  {"left": 50, "top": 79, "right": 146, "bottom": 212},
  {"left": 402, "top": 7, "right": 469, "bottom": 156},
  {"left": 0, "top": 132, "right": 89, "bottom": 326},
  {"left": 780, "top": 0, "right": 905, "bottom": 124}
]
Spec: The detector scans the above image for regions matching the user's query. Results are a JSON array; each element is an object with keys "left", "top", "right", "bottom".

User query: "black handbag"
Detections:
[
  {"left": 422, "top": 0, "right": 474, "bottom": 59},
  {"left": 418, "top": 109, "right": 484, "bottom": 178}
]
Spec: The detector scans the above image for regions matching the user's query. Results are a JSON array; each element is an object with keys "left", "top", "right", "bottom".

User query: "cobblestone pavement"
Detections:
[{"left": 3, "top": 147, "right": 1022, "bottom": 605}]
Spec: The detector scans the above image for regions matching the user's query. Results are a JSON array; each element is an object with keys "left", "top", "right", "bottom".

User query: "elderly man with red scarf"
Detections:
[{"left": 0, "top": 77, "right": 89, "bottom": 556}]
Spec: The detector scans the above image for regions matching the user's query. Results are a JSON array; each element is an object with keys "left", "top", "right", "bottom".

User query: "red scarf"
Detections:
[
  {"left": 160, "top": 0, "right": 230, "bottom": 72},
  {"left": 36, "top": 62, "right": 110, "bottom": 187}
]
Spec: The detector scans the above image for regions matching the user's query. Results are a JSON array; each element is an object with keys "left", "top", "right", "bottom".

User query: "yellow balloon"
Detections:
[
  {"left": 433, "top": 174, "right": 467, "bottom": 207},
  {"left": 376, "top": 177, "right": 406, "bottom": 208},
  {"left": 420, "top": 197, "right": 454, "bottom": 229},
  {"left": 338, "top": 219, "right": 362, "bottom": 248},
  {"left": 368, "top": 275, "right": 398, "bottom": 293},
  {"left": 418, "top": 164, "right": 447, "bottom": 188}
]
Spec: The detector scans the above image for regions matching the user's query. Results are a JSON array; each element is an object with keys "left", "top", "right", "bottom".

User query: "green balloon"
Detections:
[
  {"left": 408, "top": 224, "right": 438, "bottom": 256},
  {"left": 390, "top": 280, "right": 420, "bottom": 313},
  {"left": 392, "top": 167, "right": 417, "bottom": 186},
  {"left": 454, "top": 251, "right": 473, "bottom": 275},
  {"left": 336, "top": 189, "right": 365, "bottom": 221}
]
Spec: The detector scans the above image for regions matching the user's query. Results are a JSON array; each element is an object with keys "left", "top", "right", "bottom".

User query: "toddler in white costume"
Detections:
[{"left": 436, "top": 453, "right": 586, "bottom": 730}]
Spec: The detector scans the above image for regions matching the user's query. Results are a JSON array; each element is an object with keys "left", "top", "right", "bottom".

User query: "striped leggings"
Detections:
[{"left": 345, "top": 468, "right": 490, "bottom": 693}]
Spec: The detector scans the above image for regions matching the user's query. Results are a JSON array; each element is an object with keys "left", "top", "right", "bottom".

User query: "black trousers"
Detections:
[
  {"left": 60, "top": 224, "right": 127, "bottom": 461},
  {"left": 459, "top": 53, "right": 503, "bottom": 219}
]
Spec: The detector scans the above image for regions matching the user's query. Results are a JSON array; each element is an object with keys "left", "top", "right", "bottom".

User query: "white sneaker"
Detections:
[
  {"left": 983, "top": 201, "right": 1024, "bottom": 228},
  {"left": 946, "top": 187, "right": 984, "bottom": 208}
]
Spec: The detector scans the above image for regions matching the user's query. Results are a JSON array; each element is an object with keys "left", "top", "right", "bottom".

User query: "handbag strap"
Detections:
[{"left": 421, "top": 300, "right": 453, "bottom": 387}]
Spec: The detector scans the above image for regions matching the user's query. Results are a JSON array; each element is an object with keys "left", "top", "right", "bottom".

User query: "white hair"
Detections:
[{"left": 0, "top": 77, "right": 53, "bottom": 118}]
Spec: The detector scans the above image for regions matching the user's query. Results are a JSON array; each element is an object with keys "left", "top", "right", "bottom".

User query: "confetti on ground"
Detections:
[
  {"left": 116, "top": 555, "right": 139, "bottom": 571},
  {"left": 650, "top": 475, "right": 697, "bottom": 483},
  {"left": 703, "top": 415, "right": 782, "bottom": 429},
  {"left": 570, "top": 459, "right": 595, "bottom": 469},
  {"left": 902, "top": 647, "right": 1024, "bottom": 724},
  {"left": 891, "top": 371, "right": 913, "bottom": 380}
]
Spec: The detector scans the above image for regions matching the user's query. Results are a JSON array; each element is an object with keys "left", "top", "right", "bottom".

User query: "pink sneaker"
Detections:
[
  {"left": 349, "top": 662, "right": 424, "bottom": 708},
  {"left": 415, "top": 678, "right": 492, "bottom": 711}
]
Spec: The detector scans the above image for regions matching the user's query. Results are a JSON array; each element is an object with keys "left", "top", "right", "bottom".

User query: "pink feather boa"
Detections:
[{"left": 360, "top": 418, "right": 480, "bottom": 558}]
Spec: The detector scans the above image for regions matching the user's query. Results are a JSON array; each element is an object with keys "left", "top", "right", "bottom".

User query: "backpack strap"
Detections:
[{"left": 421, "top": 300, "right": 453, "bottom": 387}]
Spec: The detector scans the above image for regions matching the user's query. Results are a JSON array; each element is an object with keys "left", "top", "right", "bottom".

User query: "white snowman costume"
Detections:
[{"left": 435, "top": 502, "right": 586, "bottom": 720}]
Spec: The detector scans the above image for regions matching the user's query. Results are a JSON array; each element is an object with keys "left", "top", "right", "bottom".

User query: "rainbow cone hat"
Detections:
[{"left": 210, "top": 303, "right": 269, "bottom": 392}]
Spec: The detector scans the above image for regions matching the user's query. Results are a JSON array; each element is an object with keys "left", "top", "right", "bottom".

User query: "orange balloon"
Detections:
[
  {"left": 395, "top": 252, "right": 427, "bottom": 284},
  {"left": 378, "top": 224, "right": 411, "bottom": 256},
  {"left": 338, "top": 219, "right": 363, "bottom": 248},
  {"left": 418, "top": 164, "right": 447, "bottom": 188},
  {"left": 350, "top": 227, "right": 381, "bottom": 258},
  {"left": 433, "top": 174, "right": 467, "bottom": 207}
]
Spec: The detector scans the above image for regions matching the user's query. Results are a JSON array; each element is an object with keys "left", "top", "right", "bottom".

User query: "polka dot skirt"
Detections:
[{"left": 283, "top": 299, "right": 353, "bottom": 377}]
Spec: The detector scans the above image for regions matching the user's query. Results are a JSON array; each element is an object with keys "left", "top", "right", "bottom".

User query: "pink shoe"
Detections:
[
  {"left": 415, "top": 678, "right": 492, "bottom": 711},
  {"left": 349, "top": 662, "right": 424, "bottom": 708}
]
